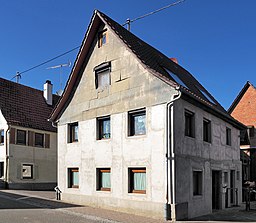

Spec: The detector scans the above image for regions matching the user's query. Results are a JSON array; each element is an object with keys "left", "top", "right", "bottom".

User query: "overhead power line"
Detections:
[
  {"left": 11, "top": 46, "right": 80, "bottom": 81},
  {"left": 123, "top": 0, "right": 186, "bottom": 30}
]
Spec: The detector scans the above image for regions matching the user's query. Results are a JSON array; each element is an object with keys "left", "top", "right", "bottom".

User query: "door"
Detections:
[
  {"left": 230, "top": 170, "right": 235, "bottom": 204},
  {"left": 212, "top": 170, "right": 221, "bottom": 210}
]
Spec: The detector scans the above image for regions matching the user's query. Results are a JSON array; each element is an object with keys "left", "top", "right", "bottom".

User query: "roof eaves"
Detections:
[{"left": 228, "top": 81, "right": 251, "bottom": 114}]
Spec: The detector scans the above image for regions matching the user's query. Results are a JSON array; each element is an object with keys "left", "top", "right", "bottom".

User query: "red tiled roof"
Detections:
[{"left": 0, "top": 78, "right": 59, "bottom": 132}]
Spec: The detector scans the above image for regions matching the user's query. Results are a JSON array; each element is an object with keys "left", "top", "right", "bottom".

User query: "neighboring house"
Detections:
[
  {"left": 228, "top": 81, "right": 256, "bottom": 184},
  {"left": 0, "top": 78, "right": 59, "bottom": 190},
  {"left": 49, "top": 10, "right": 244, "bottom": 220}
]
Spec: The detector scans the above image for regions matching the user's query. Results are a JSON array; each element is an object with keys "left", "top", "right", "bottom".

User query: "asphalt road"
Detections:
[{"left": 0, "top": 192, "right": 106, "bottom": 223}]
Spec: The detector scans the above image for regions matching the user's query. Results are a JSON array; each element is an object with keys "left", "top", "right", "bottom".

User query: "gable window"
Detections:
[
  {"left": 185, "top": 110, "right": 195, "bottom": 138},
  {"left": 0, "top": 130, "right": 4, "bottom": 144},
  {"left": 193, "top": 171, "right": 202, "bottom": 196},
  {"left": 128, "top": 109, "right": 146, "bottom": 136},
  {"left": 96, "top": 168, "right": 111, "bottom": 191},
  {"left": 203, "top": 118, "right": 211, "bottom": 143},
  {"left": 68, "top": 168, "right": 79, "bottom": 188},
  {"left": 35, "top": 133, "right": 44, "bottom": 147},
  {"left": 98, "top": 30, "right": 107, "bottom": 47},
  {"left": 94, "top": 62, "right": 111, "bottom": 89},
  {"left": 68, "top": 122, "right": 78, "bottom": 143},
  {"left": 97, "top": 116, "right": 111, "bottom": 140},
  {"left": 22, "top": 164, "right": 33, "bottom": 179},
  {"left": 17, "top": 130, "right": 27, "bottom": 145},
  {"left": 128, "top": 168, "right": 146, "bottom": 194},
  {"left": 226, "top": 127, "right": 231, "bottom": 146}
]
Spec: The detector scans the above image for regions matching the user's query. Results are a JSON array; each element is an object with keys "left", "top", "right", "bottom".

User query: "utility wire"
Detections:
[
  {"left": 122, "top": 0, "right": 185, "bottom": 27},
  {"left": 10, "top": 46, "right": 80, "bottom": 80}
]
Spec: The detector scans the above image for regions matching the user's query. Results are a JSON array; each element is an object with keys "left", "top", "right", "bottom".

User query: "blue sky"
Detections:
[{"left": 1, "top": 1, "right": 255, "bottom": 109}]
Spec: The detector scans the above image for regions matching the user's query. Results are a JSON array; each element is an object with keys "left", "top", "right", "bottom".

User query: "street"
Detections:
[
  {"left": 1, "top": 189, "right": 256, "bottom": 223},
  {"left": 0, "top": 191, "right": 109, "bottom": 223}
]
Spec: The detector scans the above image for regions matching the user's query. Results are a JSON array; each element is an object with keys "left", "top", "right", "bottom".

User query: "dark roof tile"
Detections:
[{"left": 0, "top": 78, "right": 59, "bottom": 132}]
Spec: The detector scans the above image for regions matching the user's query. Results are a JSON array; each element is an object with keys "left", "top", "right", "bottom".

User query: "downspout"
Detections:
[
  {"left": 165, "top": 87, "right": 181, "bottom": 221},
  {"left": 5, "top": 125, "right": 10, "bottom": 189}
]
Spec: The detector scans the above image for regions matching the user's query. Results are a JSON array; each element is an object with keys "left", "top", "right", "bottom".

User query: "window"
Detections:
[
  {"left": 128, "top": 109, "right": 146, "bottom": 136},
  {"left": 68, "top": 123, "right": 78, "bottom": 143},
  {"left": 96, "top": 168, "right": 111, "bottom": 191},
  {"left": 203, "top": 118, "right": 211, "bottom": 143},
  {"left": 193, "top": 171, "right": 202, "bottom": 196},
  {"left": 97, "top": 116, "right": 111, "bottom": 140},
  {"left": 68, "top": 168, "right": 79, "bottom": 188},
  {"left": 226, "top": 127, "right": 231, "bottom": 146},
  {"left": 98, "top": 30, "right": 107, "bottom": 47},
  {"left": 128, "top": 168, "right": 146, "bottom": 194},
  {"left": 164, "top": 68, "right": 189, "bottom": 89},
  {"left": 17, "top": 130, "right": 27, "bottom": 145},
  {"left": 22, "top": 164, "right": 33, "bottom": 179},
  {"left": 185, "top": 110, "right": 195, "bottom": 138},
  {"left": 35, "top": 133, "right": 44, "bottom": 147},
  {"left": 0, "top": 162, "right": 3, "bottom": 178},
  {"left": 94, "top": 62, "right": 111, "bottom": 89},
  {"left": 0, "top": 130, "right": 4, "bottom": 144}
]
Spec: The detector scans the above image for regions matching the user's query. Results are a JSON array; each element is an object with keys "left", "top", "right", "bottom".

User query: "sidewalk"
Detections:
[{"left": 2, "top": 189, "right": 256, "bottom": 223}]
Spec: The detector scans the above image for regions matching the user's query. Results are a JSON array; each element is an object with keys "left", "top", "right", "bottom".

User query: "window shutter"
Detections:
[
  {"left": 28, "top": 131, "right": 34, "bottom": 147},
  {"left": 10, "top": 128, "right": 16, "bottom": 144},
  {"left": 45, "top": 134, "right": 50, "bottom": 148}
]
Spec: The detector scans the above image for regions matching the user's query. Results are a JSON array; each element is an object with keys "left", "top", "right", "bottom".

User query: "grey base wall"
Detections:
[
  {"left": 62, "top": 193, "right": 165, "bottom": 220},
  {"left": 7, "top": 182, "right": 57, "bottom": 191}
]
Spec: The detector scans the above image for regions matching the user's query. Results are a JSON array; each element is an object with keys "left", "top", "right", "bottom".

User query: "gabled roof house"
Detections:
[
  {"left": 229, "top": 81, "right": 256, "bottom": 183},
  {"left": 50, "top": 10, "right": 244, "bottom": 220},
  {"left": 0, "top": 78, "right": 59, "bottom": 190}
]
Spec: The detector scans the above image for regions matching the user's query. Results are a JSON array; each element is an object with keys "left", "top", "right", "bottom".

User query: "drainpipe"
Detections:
[
  {"left": 4, "top": 126, "right": 10, "bottom": 189},
  {"left": 165, "top": 87, "right": 181, "bottom": 221}
]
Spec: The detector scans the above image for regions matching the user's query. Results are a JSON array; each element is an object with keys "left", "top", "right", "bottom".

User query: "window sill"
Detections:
[
  {"left": 127, "top": 134, "right": 146, "bottom": 139},
  {"left": 97, "top": 188, "right": 111, "bottom": 192},
  {"left": 185, "top": 135, "right": 195, "bottom": 139},
  {"left": 193, "top": 195, "right": 203, "bottom": 200}
]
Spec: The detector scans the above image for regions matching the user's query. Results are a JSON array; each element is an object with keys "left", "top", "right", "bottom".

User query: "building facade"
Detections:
[
  {"left": 50, "top": 10, "right": 244, "bottom": 220},
  {"left": 0, "top": 79, "right": 58, "bottom": 190}
]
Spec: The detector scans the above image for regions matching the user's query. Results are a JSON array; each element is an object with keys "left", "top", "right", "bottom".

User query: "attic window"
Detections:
[
  {"left": 164, "top": 68, "right": 189, "bottom": 89},
  {"left": 94, "top": 62, "right": 111, "bottom": 89},
  {"left": 197, "top": 87, "right": 216, "bottom": 105},
  {"left": 98, "top": 30, "right": 107, "bottom": 47}
]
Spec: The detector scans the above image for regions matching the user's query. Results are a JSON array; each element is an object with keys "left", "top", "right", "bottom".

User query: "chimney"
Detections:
[
  {"left": 44, "top": 80, "right": 53, "bottom": 106},
  {"left": 170, "top": 58, "right": 178, "bottom": 64}
]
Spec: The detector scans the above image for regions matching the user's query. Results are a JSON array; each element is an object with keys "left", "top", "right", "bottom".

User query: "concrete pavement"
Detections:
[{"left": 2, "top": 189, "right": 256, "bottom": 222}]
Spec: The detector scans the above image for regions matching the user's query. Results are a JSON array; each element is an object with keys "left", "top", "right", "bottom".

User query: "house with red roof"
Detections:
[
  {"left": 49, "top": 10, "right": 245, "bottom": 220},
  {"left": 229, "top": 81, "right": 256, "bottom": 184},
  {"left": 0, "top": 79, "right": 59, "bottom": 190}
]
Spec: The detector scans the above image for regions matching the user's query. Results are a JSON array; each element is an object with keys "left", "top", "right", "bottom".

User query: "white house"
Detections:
[
  {"left": 0, "top": 79, "right": 58, "bottom": 190},
  {"left": 49, "top": 10, "right": 244, "bottom": 220}
]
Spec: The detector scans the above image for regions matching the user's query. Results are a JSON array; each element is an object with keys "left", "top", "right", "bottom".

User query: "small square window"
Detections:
[
  {"left": 128, "top": 109, "right": 146, "bottom": 136},
  {"left": 68, "top": 123, "right": 78, "bottom": 143},
  {"left": 193, "top": 171, "right": 202, "bottom": 196},
  {"left": 95, "top": 68, "right": 110, "bottom": 89},
  {"left": 98, "top": 30, "right": 107, "bottom": 47},
  {"left": 0, "top": 130, "right": 4, "bottom": 144},
  {"left": 96, "top": 168, "right": 111, "bottom": 191},
  {"left": 22, "top": 164, "right": 33, "bottom": 179},
  {"left": 97, "top": 116, "right": 111, "bottom": 140},
  {"left": 226, "top": 127, "right": 231, "bottom": 146},
  {"left": 203, "top": 118, "right": 211, "bottom": 143},
  {"left": 128, "top": 168, "right": 146, "bottom": 194},
  {"left": 185, "top": 110, "right": 195, "bottom": 138},
  {"left": 68, "top": 168, "right": 79, "bottom": 188},
  {"left": 35, "top": 133, "right": 44, "bottom": 147},
  {"left": 17, "top": 130, "right": 27, "bottom": 145}
]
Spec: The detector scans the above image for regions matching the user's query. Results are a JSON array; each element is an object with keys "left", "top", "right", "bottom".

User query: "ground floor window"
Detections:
[
  {"left": 22, "top": 164, "right": 33, "bottom": 179},
  {"left": 68, "top": 168, "right": 79, "bottom": 188},
  {"left": 96, "top": 168, "right": 111, "bottom": 191},
  {"left": 128, "top": 168, "right": 146, "bottom": 194},
  {"left": 193, "top": 171, "right": 202, "bottom": 196}
]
